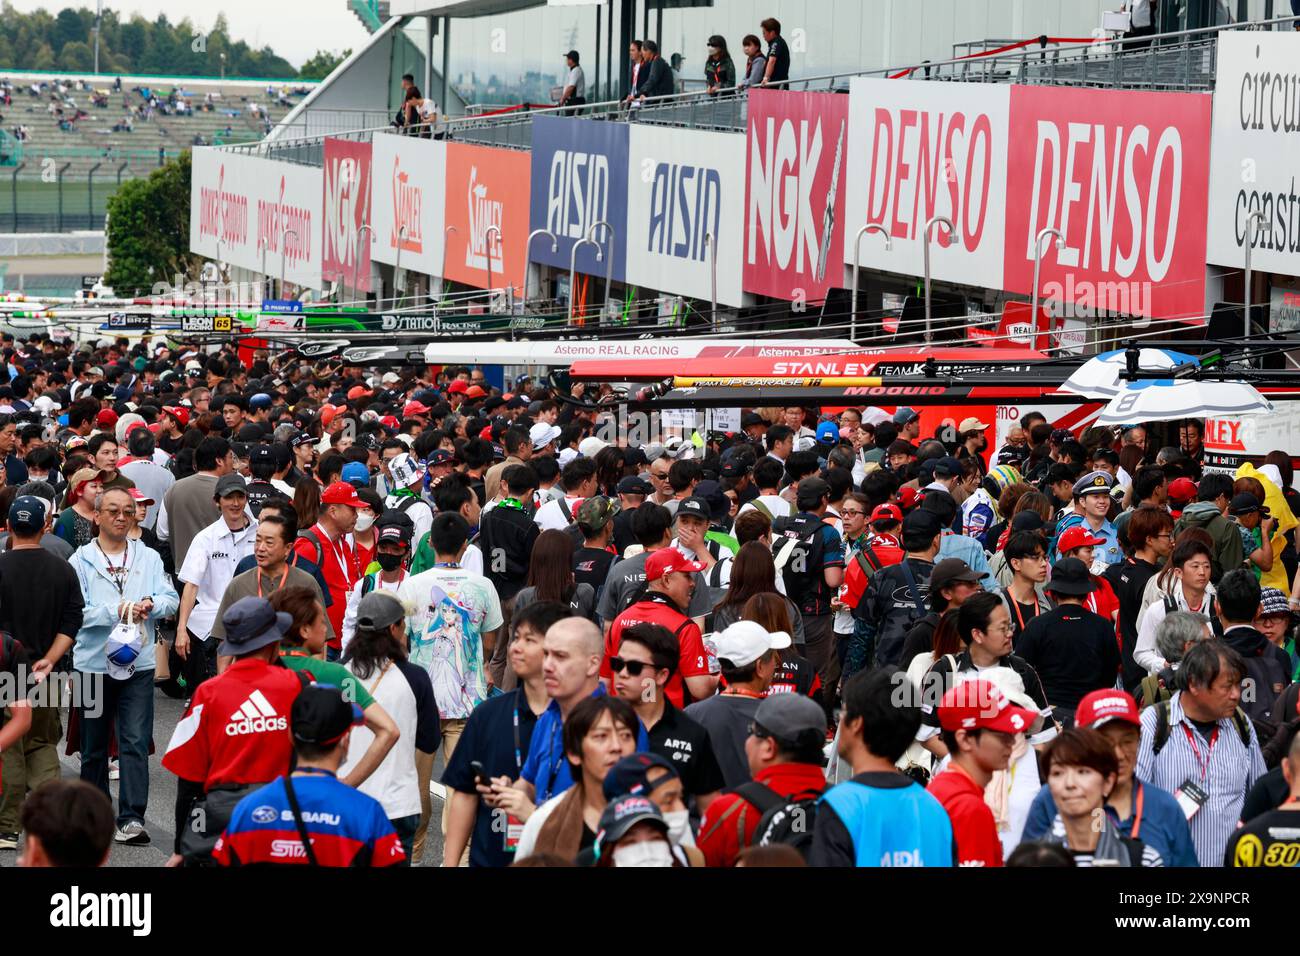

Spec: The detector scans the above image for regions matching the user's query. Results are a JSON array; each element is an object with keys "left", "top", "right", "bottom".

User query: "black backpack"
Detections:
[
  {"left": 1238, "top": 646, "right": 1287, "bottom": 741},
  {"left": 296, "top": 528, "right": 325, "bottom": 567},
  {"left": 700, "top": 781, "right": 821, "bottom": 861},
  {"left": 771, "top": 513, "right": 826, "bottom": 595}
]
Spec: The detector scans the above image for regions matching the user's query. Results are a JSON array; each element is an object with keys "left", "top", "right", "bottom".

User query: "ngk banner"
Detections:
[
  {"left": 744, "top": 89, "right": 848, "bottom": 302},
  {"left": 1003, "top": 86, "right": 1212, "bottom": 323},
  {"left": 370, "top": 133, "right": 446, "bottom": 277},
  {"left": 844, "top": 78, "right": 1010, "bottom": 289},
  {"left": 1206, "top": 32, "right": 1300, "bottom": 275},
  {"left": 625, "top": 126, "right": 747, "bottom": 307},
  {"left": 191, "top": 147, "right": 323, "bottom": 289},
  {"left": 443, "top": 142, "right": 532, "bottom": 291},
  {"left": 321, "top": 138, "right": 372, "bottom": 292},
  {"left": 529, "top": 115, "right": 629, "bottom": 282}
]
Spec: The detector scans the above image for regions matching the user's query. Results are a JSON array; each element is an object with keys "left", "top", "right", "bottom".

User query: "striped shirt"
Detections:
[
  {"left": 1048, "top": 816, "right": 1165, "bottom": 867},
  {"left": 1135, "top": 692, "right": 1267, "bottom": 867}
]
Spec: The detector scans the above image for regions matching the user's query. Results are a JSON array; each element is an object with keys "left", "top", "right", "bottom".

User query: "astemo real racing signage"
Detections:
[
  {"left": 744, "top": 89, "right": 849, "bottom": 303},
  {"left": 370, "top": 132, "right": 447, "bottom": 278},
  {"left": 191, "top": 147, "right": 323, "bottom": 290},
  {"left": 529, "top": 115, "right": 629, "bottom": 282},
  {"left": 1206, "top": 32, "right": 1300, "bottom": 277},
  {"left": 625, "top": 125, "right": 748, "bottom": 307},
  {"left": 321, "top": 138, "right": 373, "bottom": 292}
]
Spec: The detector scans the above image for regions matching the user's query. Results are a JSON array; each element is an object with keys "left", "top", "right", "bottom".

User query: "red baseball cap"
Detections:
[
  {"left": 479, "top": 425, "right": 493, "bottom": 440},
  {"left": 403, "top": 400, "right": 432, "bottom": 418},
  {"left": 645, "top": 547, "right": 706, "bottom": 581},
  {"left": 897, "top": 487, "right": 920, "bottom": 511},
  {"left": 347, "top": 385, "right": 372, "bottom": 402},
  {"left": 1168, "top": 477, "right": 1197, "bottom": 503},
  {"left": 1055, "top": 525, "right": 1106, "bottom": 553},
  {"left": 447, "top": 380, "right": 469, "bottom": 395},
  {"left": 871, "top": 503, "right": 903, "bottom": 524},
  {"left": 96, "top": 409, "right": 118, "bottom": 429},
  {"left": 466, "top": 385, "right": 488, "bottom": 400},
  {"left": 320, "top": 481, "right": 364, "bottom": 508},
  {"left": 1074, "top": 689, "right": 1141, "bottom": 730},
  {"left": 163, "top": 405, "right": 190, "bottom": 429},
  {"left": 319, "top": 404, "right": 342, "bottom": 429},
  {"left": 379, "top": 415, "right": 401, "bottom": 430},
  {"left": 937, "top": 679, "right": 1038, "bottom": 735}
]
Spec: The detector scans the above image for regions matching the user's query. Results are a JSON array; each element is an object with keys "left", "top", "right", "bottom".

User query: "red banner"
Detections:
[
  {"left": 443, "top": 142, "right": 531, "bottom": 291},
  {"left": 743, "top": 90, "right": 849, "bottom": 302},
  {"left": 1003, "top": 87, "right": 1212, "bottom": 323},
  {"left": 321, "top": 138, "right": 373, "bottom": 292}
]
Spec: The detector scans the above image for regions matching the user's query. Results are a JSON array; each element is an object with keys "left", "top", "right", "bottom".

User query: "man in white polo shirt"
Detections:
[{"left": 175, "top": 473, "right": 256, "bottom": 692}]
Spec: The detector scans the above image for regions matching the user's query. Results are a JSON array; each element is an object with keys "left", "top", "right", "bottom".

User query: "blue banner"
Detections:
[
  {"left": 261, "top": 299, "right": 304, "bottom": 313},
  {"left": 528, "top": 115, "right": 628, "bottom": 284}
]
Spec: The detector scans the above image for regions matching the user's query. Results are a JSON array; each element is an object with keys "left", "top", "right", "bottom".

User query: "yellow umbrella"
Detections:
[{"left": 1235, "top": 462, "right": 1296, "bottom": 593}]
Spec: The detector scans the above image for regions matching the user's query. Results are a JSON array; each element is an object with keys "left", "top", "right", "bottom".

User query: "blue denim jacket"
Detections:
[{"left": 72, "top": 539, "right": 179, "bottom": 674}]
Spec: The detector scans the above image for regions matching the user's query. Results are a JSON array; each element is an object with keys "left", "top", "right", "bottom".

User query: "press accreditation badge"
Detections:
[
  {"left": 504, "top": 814, "right": 523, "bottom": 853},
  {"left": 1174, "top": 779, "right": 1209, "bottom": 820}
]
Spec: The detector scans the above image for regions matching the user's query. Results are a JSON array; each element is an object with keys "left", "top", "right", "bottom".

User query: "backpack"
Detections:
[
  {"left": 771, "top": 514, "right": 826, "bottom": 593},
  {"left": 1238, "top": 645, "right": 1286, "bottom": 738},
  {"left": 296, "top": 528, "right": 325, "bottom": 568},
  {"left": 1151, "top": 697, "right": 1252, "bottom": 756},
  {"left": 699, "top": 781, "right": 821, "bottom": 861},
  {"left": 1136, "top": 667, "right": 1177, "bottom": 710}
]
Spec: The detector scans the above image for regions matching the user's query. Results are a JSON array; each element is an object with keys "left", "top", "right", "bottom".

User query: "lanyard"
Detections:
[
  {"left": 257, "top": 563, "right": 290, "bottom": 598},
  {"left": 1009, "top": 595, "right": 1037, "bottom": 632},
  {"left": 315, "top": 524, "right": 358, "bottom": 586},
  {"left": 1130, "top": 782, "right": 1146, "bottom": 839},
  {"left": 1182, "top": 723, "right": 1220, "bottom": 782},
  {"left": 540, "top": 714, "right": 565, "bottom": 801},
  {"left": 96, "top": 541, "right": 130, "bottom": 595},
  {"left": 512, "top": 689, "right": 526, "bottom": 775}
]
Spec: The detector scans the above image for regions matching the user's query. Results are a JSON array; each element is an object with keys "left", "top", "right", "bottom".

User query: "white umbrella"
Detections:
[
  {"left": 1061, "top": 348, "right": 1200, "bottom": 400},
  {"left": 1095, "top": 380, "right": 1274, "bottom": 426}
]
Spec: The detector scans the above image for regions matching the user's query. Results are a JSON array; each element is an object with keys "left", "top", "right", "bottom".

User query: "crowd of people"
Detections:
[{"left": 1, "top": 332, "right": 1299, "bottom": 870}]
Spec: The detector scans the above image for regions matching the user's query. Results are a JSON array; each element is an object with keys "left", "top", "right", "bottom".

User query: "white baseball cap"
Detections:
[
  {"left": 530, "top": 422, "right": 561, "bottom": 450},
  {"left": 578, "top": 436, "right": 609, "bottom": 458},
  {"left": 709, "top": 620, "right": 791, "bottom": 669}
]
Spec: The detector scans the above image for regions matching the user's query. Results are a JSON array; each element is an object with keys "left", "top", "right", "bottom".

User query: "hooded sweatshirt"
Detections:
[
  {"left": 1174, "top": 502, "right": 1244, "bottom": 584},
  {"left": 71, "top": 538, "right": 180, "bottom": 674}
]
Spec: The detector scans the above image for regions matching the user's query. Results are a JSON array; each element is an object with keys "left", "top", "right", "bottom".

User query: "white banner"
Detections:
[
  {"left": 370, "top": 133, "right": 447, "bottom": 277},
  {"left": 626, "top": 125, "right": 748, "bottom": 307},
  {"left": 843, "top": 78, "right": 1010, "bottom": 288},
  {"left": 1206, "top": 32, "right": 1300, "bottom": 274},
  {"left": 190, "top": 148, "right": 323, "bottom": 290}
]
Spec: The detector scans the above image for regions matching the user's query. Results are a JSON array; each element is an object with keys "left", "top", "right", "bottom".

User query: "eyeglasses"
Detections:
[
  {"left": 610, "top": 656, "right": 656, "bottom": 676},
  {"left": 650, "top": 471, "right": 669, "bottom": 480},
  {"left": 1154, "top": 532, "right": 1173, "bottom": 540},
  {"left": 747, "top": 721, "right": 774, "bottom": 740},
  {"left": 841, "top": 509, "right": 865, "bottom": 517}
]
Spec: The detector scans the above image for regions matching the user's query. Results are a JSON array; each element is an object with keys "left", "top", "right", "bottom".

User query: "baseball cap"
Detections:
[
  {"left": 1229, "top": 492, "right": 1267, "bottom": 517},
  {"left": 752, "top": 693, "right": 826, "bottom": 743},
  {"left": 163, "top": 405, "right": 190, "bottom": 428},
  {"left": 902, "top": 507, "right": 942, "bottom": 540},
  {"left": 623, "top": 447, "right": 648, "bottom": 468},
  {"left": 1047, "top": 557, "right": 1098, "bottom": 596},
  {"left": 996, "top": 445, "right": 1029, "bottom": 467},
  {"left": 1074, "top": 689, "right": 1141, "bottom": 730},
  {"left": 403, "top": 400, "right": 432, "bottom": 419},
  {"left": 711, "top": 620, "right": 791, "bottom": 668},
  {"left": 291, "top": 684, "right": 364, "bottom": 747},
  {"left": 320, "top": 481, "right": 364, "bottom": 508},
  {"left": 128, "top": 488, "right": 155, "bottom": 507},
  {"left": 892, "top": 406, "right": 919, "bottom": 426},
  {"left": 341, "top": 461, "right": 371, "bottom": 488},
  {"left": 530, "top": 422, "right": 561, "bottom": 450},
  {"left": 214, "top": 474, "right": 248, "bottom": 499},
  {"left": 465, "top": 385, "right": 488, "bottom": 400},
  {"left": 288, "top": 430, "right": 316, "bottom": 449},
  {"left": 693, "top": 480, "right": 730, "bottom": 521},
  {"left": 249, "top": 392, "right": 274, "bottom": 410},
  {"left": 741, "top": 412, "right": 767, "bottom": 429},
  {"left": 1049, "top": 428, "right": 1073, "bottom": 445},
  {"left": 446, "top": 379, "right": 469, "bottom": 396},
  {"left": 578, "top": 435, "right": 609, "bottom": 458},
  {"left": 576, "top": 495, "right": 620, "bottom": 533},
  {"left": 1055, "top": 525, "right": 1106, "bottom": 553},
  {"left": 937, "top": 678, "right": 1039, "bottom": 735},
  {"left": 815, "top": 421, "right": 839, "bottom": 444},
  {"left": 95, "top": 409, "right": 118, "bottom": 429},
  {"left": 929, "top": 558, "right": 982, "bottom": 593},
  {"left": 1168, "top": 477, "right": 1198, "bottom": 504},
  {"left": 617, "top": 475, "right": 653, "bottom": 496},
  {"left": 355, "top": 591, "right": 406, "bottom": 631},
  {"left": 217, "top": 596, "right": 293, "bottom": 657},
  {"left": 957, "top": 417, "right": 989, "bottom": 433},
  {"left": 1071, "top": 470, "right": 1115, "bottom": 497},
  {"left": 594, "top": 794, "right": 666, "bottom": 854},
  {"left": 674, "top": 496, "right": 710, "bottom": 522},
  {"left": 719, "top": 459, "right": 750, "bottom": 480},
  {"left": 425, "top": 449, "right": 455, "bottom": 468},
  {"left": 388, "top": 452, "right": 426, "bottom": 489},
  {"left": 644, "top": 547, "right": 705, "bottom": 581},
  {"left": 931, "top": 456, "right": 962, "bottom": 478},
  {"left": 8, "top": 495, "right": 46, "bottom": 535},
  {"left": 871, "top": 503, "right": 903, "bottom": 524},
  {"left": 1010, "top": 510, "right": 1047, "bottom": 533},
  {"left": 795, "top": 476, "right": 831, "bottom": 509},
  {"left": 601, "top": 753, "right": 679, "bottom": 802}
]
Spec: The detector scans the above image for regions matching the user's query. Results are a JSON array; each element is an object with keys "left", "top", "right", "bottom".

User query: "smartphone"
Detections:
[{"left": 469, "top": 760, "right": 490, "bottom": 788}]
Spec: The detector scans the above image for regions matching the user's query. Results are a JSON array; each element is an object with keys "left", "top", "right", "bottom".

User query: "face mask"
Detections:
[
  {"left": 612, "top": 839, "right": 674, "bottom": 868},
  {"left": 663, "top": 809, "right": 695, "bottom": 846},
  {"left": 355, "top": 510, "right": 376, "bottom": 532},
  {"left": 376, "top": 551, "right": 404, "bottom": 573}
]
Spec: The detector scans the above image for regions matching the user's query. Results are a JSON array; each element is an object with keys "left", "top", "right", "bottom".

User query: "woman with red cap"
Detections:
[{"left": 53, "top": 467, "right": 106, "bottom": 548}]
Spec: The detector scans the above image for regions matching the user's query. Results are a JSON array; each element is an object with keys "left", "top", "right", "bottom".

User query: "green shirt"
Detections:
[{"left": 279, "top": 652, "right": 375, "bottom": 710}]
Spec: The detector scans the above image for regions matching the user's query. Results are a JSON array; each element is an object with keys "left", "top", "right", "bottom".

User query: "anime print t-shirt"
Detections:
[{"left": 397, "top": 566, "right": 504, "bottom": 720}]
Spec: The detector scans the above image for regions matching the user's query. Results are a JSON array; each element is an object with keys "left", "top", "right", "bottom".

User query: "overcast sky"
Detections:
[{"left": 7, "top": 0, "right": 369, "bottom": 67}]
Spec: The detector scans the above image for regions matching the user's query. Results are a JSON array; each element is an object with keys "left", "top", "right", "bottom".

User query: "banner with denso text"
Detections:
[
  {"left": 625, "top": 125, "right": 747, "bottom": 307},
  {"left": 1206, "top": 32, "right": 1300, "bottom": 275},
  {"left": 744, "top": 89, "right": 848, "bottom": 302},
  {"left": 321, "top": 138, "right": 372, "bottom": 292},
  {"left": 369, "top": 133, "right": 447, "bottom": 277},
  {"left": 843, "top": 78, "right": 1010, "bottom": 290},
  {"left": 191, "top": 147, "right": 323, "bottom": 289},
  {"left": 443, "top": 142, "right": 532, "bottom": 290},
  {"left": 1003, "top": 86, "right": 1212, "bottom": 323},
  {"left": 529, "top": 115, "right": 629, "bottom": 282}
]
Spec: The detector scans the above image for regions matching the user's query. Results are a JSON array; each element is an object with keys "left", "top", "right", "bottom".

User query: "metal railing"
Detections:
[
  {"left": 2, "top": 163, "right": 141, "bottom": 232},
  {"left": 222, "top": 13, "right": 1300, "bottom": 166}
]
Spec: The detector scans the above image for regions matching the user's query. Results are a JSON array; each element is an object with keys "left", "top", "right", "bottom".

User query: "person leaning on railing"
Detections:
[
  {"left": 705, "top": 35, "right": 736, "bottom": 96},
  {"left": 738, "top": 34, "right": 766, "bottom": 91}
]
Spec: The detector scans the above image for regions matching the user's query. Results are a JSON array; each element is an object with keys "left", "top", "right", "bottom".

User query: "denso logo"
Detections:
[
  {"left": 323, "top": 154, "right": 365, "bottom": 268},
  {"left": 546, "top": 149, "right": 609, "bottom": 240},
  {"left": 390, "top": 155, "right": 424, "bottom": 253},
  {"left": 647, "top": 162, "right": 721, "bottom": 262},
  {"left": 465, "top": 166, "right": 504, "bottom": 273},
  {"left": 747, "top": 114, "right": 845, "bottom": 281},
  {"left": 255, "top": 176, "right": 313, "bottom": 264},
  {"left": 198, "top": 165, "right": 249, "bottom": 245},
  {"left": 225, "top": 715, "right": 288, "bottom": 736}
]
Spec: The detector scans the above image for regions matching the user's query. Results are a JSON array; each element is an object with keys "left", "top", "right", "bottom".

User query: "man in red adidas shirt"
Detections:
[
  {"left": 927, "top": 677, "right": 1038, "bottom": 867},
  {"left": 604, "top": 548, "right": 717, "bottom": 707},
  {"left": 295, "top": 481, "right": 362, "bottom": 660},
  {"left": 162, "top": 596, "right": 306, "bottom": 866}
]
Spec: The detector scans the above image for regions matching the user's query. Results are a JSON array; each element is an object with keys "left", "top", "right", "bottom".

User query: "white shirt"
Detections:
[
  {"left": 341, "top": 572, "right": 405, "bottom": 653},
  {"left": 1128, "top": 0, "right": 1153, "bottom": 28},
  {"left": 535, "top": 496, "right": 584, "bottom": 532},
  {"left": 340, "top": 659, "right": 421, "bottom": 819},
  {"left": 738, "top": 494, "right": 793, "bottom": 521},
  {"left": 271, "top": 478, "right": 295, "bottom": 498},
  {"left": 565, "top": 65, "right": 585, "bottom": 99},
  {"left": 385, "top": 493, "right": 434, "bottom": 547},
  {"left": 178, "top": 517, "right": 257, "bottom": 640}
]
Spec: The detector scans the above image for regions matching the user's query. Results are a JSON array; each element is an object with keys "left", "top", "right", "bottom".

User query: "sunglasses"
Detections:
[{"left": 610, "top": 656, "right": 656, "bottom": 676}]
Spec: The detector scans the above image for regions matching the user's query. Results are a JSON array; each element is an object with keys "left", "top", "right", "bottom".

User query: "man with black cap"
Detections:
[
  {"left": 772, "top": 475, "right": 844, "bottom": 692},
  {"left": 213, "top": 683, "right": 405, "bottom": 867},
  {"left": 342, "top": 511, "right": 414, "bottom": 651},
  {"left": 1016, "top": 557, "right": 1122, "bottom": 724},
  {"left": 559, "top": 50, "right": 586, "bottom": 113},
  {"left": 242, "top": 445, "right": 279, "bottom": 518},
  {"left": 670, "top": 494, "right": 724, "bottom": 572}
]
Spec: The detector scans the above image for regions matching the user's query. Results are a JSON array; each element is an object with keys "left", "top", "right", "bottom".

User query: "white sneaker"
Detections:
[
  {"left": 114, "top": 820, "right": 150, "bottom": 845},
  {"left": 109, "top": 759, "right": 120, "bottom": 781},
  {"left": 0, "top": 833, "right": 17, "bottom": 851}
]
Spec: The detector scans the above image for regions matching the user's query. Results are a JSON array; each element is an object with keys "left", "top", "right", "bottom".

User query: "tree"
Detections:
[
  {"left": 57, "top": 40, "right": 94, "bottom": 72},
  {"left": 30, "top": 42, "right": 55, "bottom": 71},
  {"left": 299, "top": 49, "right": 350, "bottom": 81},
  {"left": 105, "top": 151, "right": 199, "bottom": 296}
]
